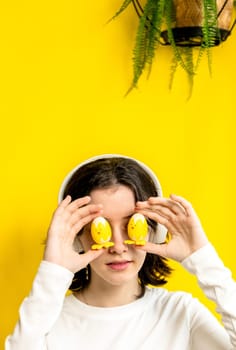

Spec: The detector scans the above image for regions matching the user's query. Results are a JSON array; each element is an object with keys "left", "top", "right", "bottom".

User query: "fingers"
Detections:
[
  {"left": 139, "top": 196, "right": 186, "bottom": 214},
  {"left": 135, "top": 195, "right": 197, "bottom": 236},
  {"left": 135, "top": 196, "right": 186, "bottom": 224},
  {"left": 58, "top": 195, "right": 91, "bottom": 214},
  {"left": 83, "top": 249, "right": 105, "bottom": 264},
  {"left": 169, "top": 194, "right": 194, "bottom": 217},
  {"left": 50, "top": 195, "right": 103, "bottom": 242},
  {"left": 69, "top": 207, "right": 103, "bottom": 240},
  {"left": 70, "top": 248, "right": 106, "bottom": 272},
  {"left": 58, "top": 194, "right": 73, "bottom": 208},
  {"left": 45, "top": 195, "right": 107, "bottom": 273},
  {"left": 58, "top": 195, "right": 102, "bottom": 219},
  {"left": 135, "top": 195, "right": 209, "bottom": 261},
  {"left": 135, "top": 241, "right": 168, "bottom": 258},
  {"left": 70, "top": 202, "right": 103, "bottom": 227}
]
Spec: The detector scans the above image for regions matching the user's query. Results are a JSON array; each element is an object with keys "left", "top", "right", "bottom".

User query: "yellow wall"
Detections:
[{"left": 1, "top": 1, "right": 236, "bottom": 346}]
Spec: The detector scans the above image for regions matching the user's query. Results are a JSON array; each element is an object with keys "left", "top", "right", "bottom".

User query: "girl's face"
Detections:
[{"left": 79, "top": 185, "right": 147, "bottom": 288}]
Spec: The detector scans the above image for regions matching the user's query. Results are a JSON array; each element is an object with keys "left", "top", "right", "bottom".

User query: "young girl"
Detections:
[{"left": 5, "top": 155, "right": 236, "bottom": 349}]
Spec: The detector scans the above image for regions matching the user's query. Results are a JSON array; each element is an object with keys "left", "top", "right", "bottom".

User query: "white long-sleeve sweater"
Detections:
[{"left": 5, "top": 244, "right": 236, "bottom": 350}]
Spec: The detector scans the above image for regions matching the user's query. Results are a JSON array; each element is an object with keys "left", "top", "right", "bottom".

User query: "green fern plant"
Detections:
[{"left": 111, "top": 0, "right": 236, "bottom": 95}]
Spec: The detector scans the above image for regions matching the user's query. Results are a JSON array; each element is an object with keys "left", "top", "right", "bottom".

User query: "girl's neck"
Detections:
[{"left": 74, "top": 280, "right": 143, "bottom": 307}]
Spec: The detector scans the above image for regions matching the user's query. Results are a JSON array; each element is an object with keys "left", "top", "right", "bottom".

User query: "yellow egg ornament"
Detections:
[
  {"left": 91, "top": 217, "right": 114, "bottom": 250},
  {"left": 125, "top": 213, "right": 148, "bottom": 246}
]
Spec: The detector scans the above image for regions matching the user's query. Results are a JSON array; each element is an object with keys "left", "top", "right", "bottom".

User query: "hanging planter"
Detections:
[{"left": 111, "top": 0, "right": 236, "bottom": 95}]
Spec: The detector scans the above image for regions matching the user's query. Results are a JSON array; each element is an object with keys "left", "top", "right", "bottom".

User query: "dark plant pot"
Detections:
[
  {"left": 160, "top": 0, "right": 234, "bottom": 47},
  {"left": 161, "top": 27, "right": 231, "bottom": 46}
]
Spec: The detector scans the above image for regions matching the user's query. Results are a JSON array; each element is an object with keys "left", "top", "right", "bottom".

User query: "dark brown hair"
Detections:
[{"left": 62, "top": 157, "right": 172, "bottom": 292}]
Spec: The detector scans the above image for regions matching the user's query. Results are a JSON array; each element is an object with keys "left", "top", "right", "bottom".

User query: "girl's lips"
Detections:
[{"left": 106, "top": 261, "right": 131, "bottom": 271}]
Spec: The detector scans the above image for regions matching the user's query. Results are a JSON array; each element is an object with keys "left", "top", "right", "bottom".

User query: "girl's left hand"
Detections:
[{"left": 135, "top": 194, "right": 209, "bottom": 262}]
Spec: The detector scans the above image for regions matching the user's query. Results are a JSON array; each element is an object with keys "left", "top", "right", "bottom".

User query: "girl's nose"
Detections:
[{"left": 108, "top": 227, "right": 128, "bottom": 254}]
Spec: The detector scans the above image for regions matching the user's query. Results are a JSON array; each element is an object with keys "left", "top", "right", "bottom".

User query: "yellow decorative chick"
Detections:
[
  {"left": 91, "top": 217, "right": 114, "bottom": 250},
  {"left": 125, "top": 213, "right": 148, "bottom": 246}
]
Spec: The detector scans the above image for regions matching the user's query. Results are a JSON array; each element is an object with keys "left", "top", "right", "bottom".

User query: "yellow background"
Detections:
[{"left": 1, "top": 1, "right": 236, "bottom": 347}]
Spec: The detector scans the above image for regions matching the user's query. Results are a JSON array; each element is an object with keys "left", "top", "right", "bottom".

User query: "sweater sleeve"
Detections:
[
  {"left": 5, "top": 261, "right": 74, "bottom": 350},
  {"left": 182, "top": 243, "right": 236, "bottom": 349}
]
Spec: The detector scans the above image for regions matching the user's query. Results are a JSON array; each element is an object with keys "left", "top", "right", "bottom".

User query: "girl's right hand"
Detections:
[{"left": 43, "top": 195, "right": 105, "bottom": 273}]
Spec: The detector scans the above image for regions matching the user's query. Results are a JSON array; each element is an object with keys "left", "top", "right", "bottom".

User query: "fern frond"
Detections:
[
  {"left": 129, "top": 10, "right": 148, "bottom": 89},
  {"left": 108, "top": 0, "right": 134, "bottom": 23},
  {"left": 131, "top": 0, "right": 161, "bottom": 89},
  {"left": 202, "top": 0, "right": 219, "bottom": 75},
  {"left": 165, "top": 0, "right": 194, "bottom": 76},
  {"left": 194, "top": 46, "right": 205, "bottom": 74},
  {"left": 169, "top": 56, "right": 178, "bottom": 90},
  {"left": 146, "top": 0, "right": 165, "bottom": 67},
  {"left": 182, "top": 47, "right": 194, "bottom": 98}
]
